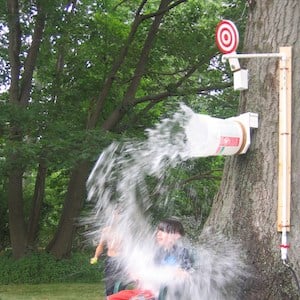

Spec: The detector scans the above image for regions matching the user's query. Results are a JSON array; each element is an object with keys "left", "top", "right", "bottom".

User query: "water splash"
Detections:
[{"left": 83, "top": 104, "right": 249, "bottom": 299}]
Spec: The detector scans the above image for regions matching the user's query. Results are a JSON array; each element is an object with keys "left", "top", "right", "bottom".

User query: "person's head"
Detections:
[{"left": 155, "top": 218, "right": 185, "bottom": 249}]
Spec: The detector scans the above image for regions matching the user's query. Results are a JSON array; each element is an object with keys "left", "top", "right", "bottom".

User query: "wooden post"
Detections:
[{"left": 277, "top": 47, "right": 292, "bottom": 232}]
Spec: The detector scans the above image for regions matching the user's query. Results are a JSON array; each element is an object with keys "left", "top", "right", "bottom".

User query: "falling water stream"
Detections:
[{"left": 83, "top": 104, "right": 249, "bottom": 299}]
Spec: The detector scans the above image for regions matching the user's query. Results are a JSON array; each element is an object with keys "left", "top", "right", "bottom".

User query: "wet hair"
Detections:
[{"left": 157, "top": 218, "right": 185, "bottom": 236}]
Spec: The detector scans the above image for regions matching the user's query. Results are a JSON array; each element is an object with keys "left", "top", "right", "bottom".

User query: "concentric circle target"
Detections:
[{"left": 215, "top": 20, "right": 239, "bottom": 54}]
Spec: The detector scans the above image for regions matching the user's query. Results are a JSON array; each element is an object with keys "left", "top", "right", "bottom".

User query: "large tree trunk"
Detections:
[
  {"left": 46, "top": 161, "right": 91, "bottom": 258},
  {"left": 27, "top": 161, "right": 47, "bottom": 249},
  {"left": 7, "top": 0, "right": 46, "bottom": 259},
  {"left": 206, "top": 1, "right": 300, "bottom": 299},
  {"left": 7, "top": 167, "right": 27, "bottom": 259}
]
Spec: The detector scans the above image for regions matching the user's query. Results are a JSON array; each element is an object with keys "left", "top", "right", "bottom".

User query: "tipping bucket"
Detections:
[{"left": 185, "top": 114, "right": 245, "bottom": 157}]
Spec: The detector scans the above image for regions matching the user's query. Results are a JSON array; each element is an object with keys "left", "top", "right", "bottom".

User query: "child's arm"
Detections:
[
  {"left": 90, "top": 241, "right": 105, "bottom": 264},
  {"left": 90, "top": 228, "right": 109, "bottom": 264}
]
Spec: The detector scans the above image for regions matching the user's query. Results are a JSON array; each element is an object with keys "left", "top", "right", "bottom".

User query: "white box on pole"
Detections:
[{"left": 234, "top": 69, "right": 248, "bottom": 91}]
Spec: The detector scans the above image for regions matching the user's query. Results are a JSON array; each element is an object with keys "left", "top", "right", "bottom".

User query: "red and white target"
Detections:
[{"left": 215, "top": 20, "right": 239, "bottom": 54}]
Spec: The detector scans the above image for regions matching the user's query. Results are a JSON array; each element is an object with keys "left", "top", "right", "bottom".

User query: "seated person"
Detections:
[{"left": 107, "top": 218, "right": 193, "bottom": 300}]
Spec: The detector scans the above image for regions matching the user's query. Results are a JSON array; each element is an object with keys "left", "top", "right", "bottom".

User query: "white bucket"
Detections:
[{"left": 185, "top": 114, "right": 245, "bottom": 157}]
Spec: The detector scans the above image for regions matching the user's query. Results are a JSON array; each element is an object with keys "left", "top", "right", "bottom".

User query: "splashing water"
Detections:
[{"left": 83, "top": 104, "right": 249, "bottom": 299}]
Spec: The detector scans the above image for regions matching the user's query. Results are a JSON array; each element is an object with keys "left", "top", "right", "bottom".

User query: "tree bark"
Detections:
[
  {"left": 46, "top": 161, "right": 91, "bottom": 258},
  {"left": 27, "top": 161, "right": 47, "bottom": 249},
  {"left": 7, "top": 166, "right": 27, "bottom": 259},
  {"left": 7, "top": 0, "right": 21, "bottom": 104},
  {"left": 206, "top": 1, "right": 300, "bottom": 298}
]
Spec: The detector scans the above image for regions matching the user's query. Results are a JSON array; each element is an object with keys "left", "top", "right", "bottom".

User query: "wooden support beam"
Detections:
[{"left": 277, "top": 47, "right": 292, "bottom": 232}]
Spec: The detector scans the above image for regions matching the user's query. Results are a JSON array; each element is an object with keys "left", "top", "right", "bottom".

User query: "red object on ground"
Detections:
[{"left": 107, "top": 289, "right": 155, "bottom": 300}]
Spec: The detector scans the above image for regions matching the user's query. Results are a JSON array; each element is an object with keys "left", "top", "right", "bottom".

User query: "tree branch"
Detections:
[
  {"left": 181, "top": 171, "right": 223, "bottom": 185},
  {"left": 101, "top": 0, "right": 174, "bottom": 131},
  {"left": 87, "top": 0, "right": 148, "bottom": 128},
  {"left": 133, "top": 82, "right": 232, "bottom": 105},
  {"left": 19, "top": 1, "right": 46, "bottom": 105},
  {"left": 7, "top": 0, "right": 22, "bottom": 103},
  {"left": 142, "top": 0, "right": 187, "bottom": 20},
  {"left": 88, "top": 0, "right": 187, "bottom": 130}
]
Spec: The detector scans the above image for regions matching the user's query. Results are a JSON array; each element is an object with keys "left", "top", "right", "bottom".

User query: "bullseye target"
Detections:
[{"left": 215, "top": 20, "right": 239, "bottom": 54}]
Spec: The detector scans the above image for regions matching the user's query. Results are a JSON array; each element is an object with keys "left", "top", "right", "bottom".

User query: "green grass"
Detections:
[{"left": 0, "top": 283, "right": 105, "bottom": 300}]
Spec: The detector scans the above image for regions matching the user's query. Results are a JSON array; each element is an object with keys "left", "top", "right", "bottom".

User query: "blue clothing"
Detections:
[
  {"left": 154, "top": 245, "right": 193, "bottom": 270},
  {"left": 154, "top": 244, "right": 193, "bottom": 299}
]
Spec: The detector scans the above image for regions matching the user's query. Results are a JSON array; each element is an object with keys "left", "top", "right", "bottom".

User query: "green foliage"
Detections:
[
  {"left": 149, "top": 156, "right": 224, "bottom": 231},
  {"left": 39, "top": 170, "right": 70, "bottom": 243},
  {"left": 1, "top": 0, "right": 245, "bottom": 255},
  {"left": 0, "top": 251, "right": 103, "bottom": 284}
]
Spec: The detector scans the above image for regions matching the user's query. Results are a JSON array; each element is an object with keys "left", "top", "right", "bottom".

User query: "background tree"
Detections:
[
  {"left": 206, "top": 1, "right": 300, "bottom": 298},
  {"left": 2, "top": 0, "right": 244, "bottom": 258},
  {"left": 6, "top": 0, "right": 47, "bottom": 259}
]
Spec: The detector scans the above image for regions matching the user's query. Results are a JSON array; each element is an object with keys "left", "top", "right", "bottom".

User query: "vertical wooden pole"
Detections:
[{"left": 277, "top": 47, "right": 292, "bottom": 232}]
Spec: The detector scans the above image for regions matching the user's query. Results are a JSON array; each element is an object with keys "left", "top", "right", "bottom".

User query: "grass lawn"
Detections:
[{"left": 0, "top": 283, "right": 105, "bottom": 300}]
